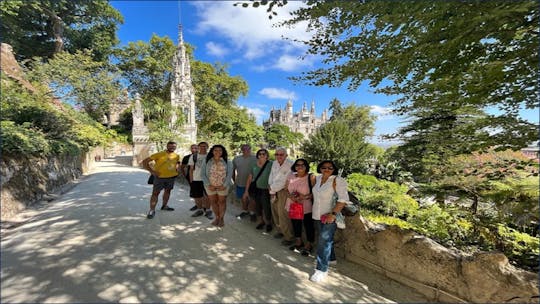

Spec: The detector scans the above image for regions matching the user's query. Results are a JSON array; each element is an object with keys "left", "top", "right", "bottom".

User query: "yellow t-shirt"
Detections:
[{"left": 150, "top": 151, "right": 180, "bottom": 178}]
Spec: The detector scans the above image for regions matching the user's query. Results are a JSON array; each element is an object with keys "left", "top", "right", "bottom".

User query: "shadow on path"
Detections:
[{"left": 1, "top": 158, "right": 428, "bottom": 303}]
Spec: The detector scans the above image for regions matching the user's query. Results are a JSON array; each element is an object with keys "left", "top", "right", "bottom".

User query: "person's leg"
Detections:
[
  {"left": 218, "top": 195, "right": 227, "bottom": 226},
  {"left": 162, "top": 188, "right": 172, "bottom": 207},
  {"left": 277, "top": 189, "right": 294, "bottom": 241},
  {"left": 150, "top": 190, "right": 160, "bottom": 210},
  {"left": 254, "top": 190, "right": 265, "bottom": 228},
  {"left": 302, "top": 213, "right": 315, "bottom": 254},
  {"left": 207, "top": 193, "right": 218, "bottom": 225},
  {"left": 315, "top": 222, "right": 337, "bottom": 272},
  {"left": 260, "top": 190, "right": 272, "bottom": 232},
  {"left": 290, "top": 219, "right": 303, "bottom": 249},
  {"left": 270, "top": 194, "right": 280, "bottom": 233}
]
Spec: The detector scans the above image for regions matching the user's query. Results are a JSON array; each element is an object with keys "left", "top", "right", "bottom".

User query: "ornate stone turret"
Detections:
[
  {"left": 286, "top": 99, "right": 293, "bottom": 121},
  {"left": 132, "top": 93, "right": 152, "bottom": 166},
  {"left": 170, "top": 24, "right": 197, "bottom": 144}
]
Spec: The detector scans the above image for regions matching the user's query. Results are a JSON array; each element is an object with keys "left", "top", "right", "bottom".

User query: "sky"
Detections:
[{"left": 110, "top": 1, "right": 538, "bottom": 147}]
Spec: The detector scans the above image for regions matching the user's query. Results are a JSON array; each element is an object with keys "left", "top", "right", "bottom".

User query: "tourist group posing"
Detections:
[{"left": 143, "top": 141, "right": 350, "bottom": 283}]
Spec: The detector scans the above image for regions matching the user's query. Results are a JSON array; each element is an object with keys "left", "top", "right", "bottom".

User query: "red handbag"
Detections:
[{"left": 288, "top": 202, "right": 304, "bottom": 220}]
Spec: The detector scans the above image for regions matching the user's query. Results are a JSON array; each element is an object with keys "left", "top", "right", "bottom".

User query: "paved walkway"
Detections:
[{"left": 1, "top": 157, "right": 427, "bottom": 303}]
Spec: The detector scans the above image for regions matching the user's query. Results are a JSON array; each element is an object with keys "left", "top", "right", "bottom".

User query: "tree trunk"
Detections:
[{"left": 41, "top": 6, "right": 64, "bottom": 55}]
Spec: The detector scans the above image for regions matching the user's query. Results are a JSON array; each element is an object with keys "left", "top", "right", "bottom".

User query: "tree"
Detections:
[
  {"left": 264, "top": 123, "right": 303, "bottom": 149},
  {"left": 240, "top": 1, "right": 539, "bottom": 152},
  {"left": 115, "top": 35, "right": 261, "bottom": 148},
  {"left": 302, "top": 99, "right": 376, "bottom": 175},
  {"left": 0, "top": 0, "right": 123, "bottom": 62},
  {"left": 429, "top": 149, "right": 538, "bottom": 215},
  {"left": 28, "top": 49, "right": 122, "bottom": 123}
]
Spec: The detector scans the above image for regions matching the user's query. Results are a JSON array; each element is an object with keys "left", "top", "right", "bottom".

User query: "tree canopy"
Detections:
[
  {"left": 302, "top": 100, "right": 377, "bottom": 175},
  {"left": 0, "top": 0, "right": 123, "bottom": 62},
  {"left": 28, "top": 49, "right": 122, "bottom": 123},
  {"left": 241, "top": 0, "right": 539, "bottom": 154}
]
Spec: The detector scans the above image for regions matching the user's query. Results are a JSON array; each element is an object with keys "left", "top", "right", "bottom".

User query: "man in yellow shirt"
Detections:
[{"left": 143, "top": 141, "right": 180, "bottom": 219}]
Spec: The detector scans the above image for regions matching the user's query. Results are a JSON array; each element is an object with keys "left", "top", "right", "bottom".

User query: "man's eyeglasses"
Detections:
[
  {"left": 275, "top": 153, "right": 285, "bottom": 156},
  {"left": 320, "top": 167, "right": 334, "bottom": 170}
]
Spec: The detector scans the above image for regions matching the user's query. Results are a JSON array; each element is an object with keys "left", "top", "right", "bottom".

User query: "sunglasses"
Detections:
[{"left": 320, "top": 167, "right": 334, "bottom": 170}]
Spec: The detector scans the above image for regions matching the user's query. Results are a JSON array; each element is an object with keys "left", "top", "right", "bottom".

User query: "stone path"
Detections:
[{"left": 1, "top": 157, "right": 428, "bottom": 303}]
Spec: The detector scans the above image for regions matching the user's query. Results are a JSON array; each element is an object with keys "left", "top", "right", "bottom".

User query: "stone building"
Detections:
[{"left": 263, "top": 99, "right": 328, "bottom": 139}]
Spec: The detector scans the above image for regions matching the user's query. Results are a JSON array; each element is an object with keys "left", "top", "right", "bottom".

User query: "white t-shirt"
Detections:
[{"left": 188, "top": 153, "right": 207, "bottom": 181}]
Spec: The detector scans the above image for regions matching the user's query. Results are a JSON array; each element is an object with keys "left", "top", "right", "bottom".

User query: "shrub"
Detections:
[
  {"left": 496, "top": 224, "right": 539, "bottom": 270},
  {"left": 409, "top": 205, "right": 474, "bottom": 246},
  {"left": 1, "top": 121, "right": 51, "bottom": 156},
  {"left": 347, "top": 173, "right": 419, "bottom": 218}
]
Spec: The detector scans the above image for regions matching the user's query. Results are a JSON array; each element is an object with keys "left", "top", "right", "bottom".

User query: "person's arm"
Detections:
[
  {"left": 243, "top": 173, "right": 253, "bottom": 199},
  {"left": 201, "top": 160, "right": 210, "bottom": 187},
  {"left": 326, "top": 177, "right": 349, "bottom": 223},
  {"left": 232, "top": 159, "right": 237, "bottom": 183},
  {"left": 142, "top": 157, "right": 156, "bottom": 176},
  {"left": 225, "top": 160, "right": 234, "bottom": 187},
  {"left": 188, "top": 155, "right": 195, "bottom": 182}
]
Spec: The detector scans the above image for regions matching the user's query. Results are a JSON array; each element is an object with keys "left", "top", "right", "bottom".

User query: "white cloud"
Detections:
[
  {"left": 205, "top": 41, "right": 229, "bottom": 57},
  {"left": 190, "top": 1, "right": 312, "bottom": 61},
  {"left": 273, "top": 54, "right": 314, "bottom": 72},
  {"left": 370, "top": 105, "right": 395, "bottom": 120},
  {"left": 242, "top": 106, "right": 267, "bottom": 124},
  {"left": 259, "top": 88, "right": 298, "bottom": 100}
]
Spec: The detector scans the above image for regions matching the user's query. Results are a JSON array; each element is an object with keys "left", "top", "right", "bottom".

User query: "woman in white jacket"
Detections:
[{"left": 310, "top": 160, "right": 349, "bottom": 283}]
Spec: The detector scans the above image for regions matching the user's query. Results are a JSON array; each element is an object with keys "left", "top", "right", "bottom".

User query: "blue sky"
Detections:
[{"left": 110, "top": 1, "right": 538, "bottom": 147}]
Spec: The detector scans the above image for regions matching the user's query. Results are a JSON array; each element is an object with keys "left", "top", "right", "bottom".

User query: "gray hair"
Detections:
[{"left": 275, "top": 147, "right": 287, "bottom": 155}]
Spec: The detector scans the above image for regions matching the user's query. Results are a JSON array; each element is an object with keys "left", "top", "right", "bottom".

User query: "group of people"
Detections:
[{"left": 143, "top": 141, "right": 350, "bottom": 283}]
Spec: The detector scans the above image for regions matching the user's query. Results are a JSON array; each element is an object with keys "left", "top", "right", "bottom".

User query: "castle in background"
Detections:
[{"left": 263, "top": 100, "right": 329, "bottom": 139}]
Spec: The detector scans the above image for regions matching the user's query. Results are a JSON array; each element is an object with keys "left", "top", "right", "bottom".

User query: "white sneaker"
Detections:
[
  {"left": 329, "top": 260, "right": 337, "bottom": 266},
  {"left": 309, "top": 269, "right": 328, "bottom": 283}
]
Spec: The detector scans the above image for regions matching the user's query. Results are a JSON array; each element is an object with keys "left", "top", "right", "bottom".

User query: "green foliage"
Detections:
[
  {"left": 1, "top": 121, "right": 51, "bottom": 156},
  {"left": 496, "top": 224, "right": 539, "bottom": 269},
  {"left": 409, "top": 205, "right": 474, "bottom": 246},
  {"left": 29, "top": 50, "right": 122, "bottom": 122},
  {"left": 302, "top": 99, "right": 377, "bottom": 175},
  {"left": 360, "top": 209, "right": 415, "bottom": 230},
  {"left": 1, "top": 73, "right": 122, "bottom": 156},
  {"left": 264, "top": 123, "right": 303, "bottom": 149},
  {"left": 0, "top": 0, "right": 123, "bottom": 62},
  {"left": 347, "top": 173, "right": 418, "bottom": 218}
]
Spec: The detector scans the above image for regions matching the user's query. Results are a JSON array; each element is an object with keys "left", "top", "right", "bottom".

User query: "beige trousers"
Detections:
[{"left": 271, "top": 188, "right": 294, "bottom": 241}]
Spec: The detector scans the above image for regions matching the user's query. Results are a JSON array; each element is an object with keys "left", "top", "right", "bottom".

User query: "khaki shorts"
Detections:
[{"left": 204, "top": 185, "right": 230, "bottom": 196}]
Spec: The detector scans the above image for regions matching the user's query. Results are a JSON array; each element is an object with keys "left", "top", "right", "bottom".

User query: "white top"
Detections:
[
  {"left": 268, "top": 158, "right": 294, "bottom": 194},
  {"left": 311, "top": 175, "right": 349, "bottom": 220},
  {"left": 188, "top": 153, "right": 207, "bottom": 181}
]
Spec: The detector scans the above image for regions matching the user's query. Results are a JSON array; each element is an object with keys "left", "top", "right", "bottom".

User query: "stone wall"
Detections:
[
  {"left": 0, "top": 147, "right": 102, "bottom": 221},
  {"left": 335, "top": 216, "right": 539, "bottom": 303}
]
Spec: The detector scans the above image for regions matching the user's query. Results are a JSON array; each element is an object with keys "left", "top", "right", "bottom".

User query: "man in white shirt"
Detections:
[
  {"left": 269, "top": 147, "right": 295, "bottom": 245},
  {"left": 188, "top": 142, "right": 213, "bottom": 219}
]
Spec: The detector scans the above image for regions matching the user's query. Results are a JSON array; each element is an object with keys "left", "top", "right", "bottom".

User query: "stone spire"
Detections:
[{"left": 170, "top": 24, "right": 197, "bottom": 143}]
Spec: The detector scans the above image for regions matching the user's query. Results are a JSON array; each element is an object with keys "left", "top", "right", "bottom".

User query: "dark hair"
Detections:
[
  {"left": 167, "top": 141, "right": 177, "bottom": 145},
  {"left": 206, "top": 144, "right": 228, "bottom": 163},
  {"left": 256, "top": 148, "right": 269, "bottom": 159},
  {"left": 316, "top": 160, "right": 338, "bottom": 175},
  {"left": 291, "top": 158, "right": 309, "bottom": 172}
]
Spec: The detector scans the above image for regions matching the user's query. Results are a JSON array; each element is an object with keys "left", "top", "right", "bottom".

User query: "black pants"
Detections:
[
  {"left": 254, "top": 188, "right": 272, "bottom": 223},
  {"left": 291, "top": 212, "right": 315, "bottom": 243}
]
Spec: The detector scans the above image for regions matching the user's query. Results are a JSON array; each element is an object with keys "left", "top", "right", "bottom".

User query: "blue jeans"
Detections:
[{"left": 316, "top": 220, "right": 337, "bottom": 272}]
